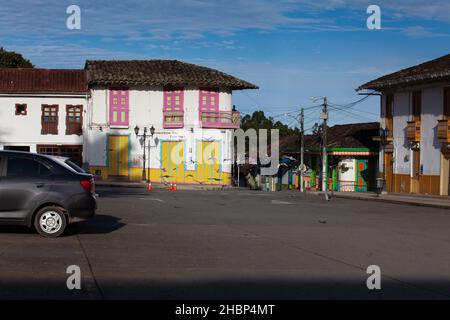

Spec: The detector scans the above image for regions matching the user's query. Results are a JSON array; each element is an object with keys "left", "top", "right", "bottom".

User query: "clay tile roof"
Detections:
[
  {"left": 280, "top": 122, "right": 380, "bottom": 153},
  {"left": 85, "top": 60, "right": 258, "bottom": 90},
  {"left": 0, "top": 68, "right": 87, "bottom": 93},
  {"left": 358, "top": 53, "right": 450, "bottom": 91}
]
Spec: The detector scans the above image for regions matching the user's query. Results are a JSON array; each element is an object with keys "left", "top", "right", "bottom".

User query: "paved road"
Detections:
[{"left": 1, "top": 187, "right": 450, "bottom": 299}]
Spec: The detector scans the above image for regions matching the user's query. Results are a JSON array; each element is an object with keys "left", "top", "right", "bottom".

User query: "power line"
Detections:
[
  {"left": 328, "top": 95, "right": 372, "bottom": 109},
  {"left": 328, "top": 105, "right": 377, "bottom": 122}
]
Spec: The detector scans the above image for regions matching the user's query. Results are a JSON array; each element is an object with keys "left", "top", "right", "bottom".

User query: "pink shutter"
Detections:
[
  {"left": 164, "top": 88, "right": 184, "bottom": 112},
  {"left": 109, "top": 88, "right": 129, "bottom": 126},
  {"left": 199, "top": 89, "right": 219, "bottom": 112}
]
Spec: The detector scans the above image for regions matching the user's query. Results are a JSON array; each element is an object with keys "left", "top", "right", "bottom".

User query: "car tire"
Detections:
[{"left": 34, "top": 206, "right": 67, "bottom": 238}]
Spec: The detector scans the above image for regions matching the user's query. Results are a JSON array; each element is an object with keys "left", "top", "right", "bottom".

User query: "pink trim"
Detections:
[
  {"left": 199, "top": 89, "right": 219, "bottom": 114},
  {"left": 163, "top": 88, "right": 184, "bottom": 128},
  {"left": 200, "top": 110, "right": 240, "bottom": 129},
  {"left": 163, "top": 88, "right": 184, "bottom": 112},
  {"left": 109, "top": 88, "right": 129, "bottom": 126}
]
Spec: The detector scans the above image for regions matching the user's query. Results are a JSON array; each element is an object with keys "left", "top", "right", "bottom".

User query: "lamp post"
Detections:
[
  {"left": 148, "top": 125, "right": 155, "bottom": 182},
  {"left": 134, "top": 125, "right": 148, "bottom": 182},
  {"left": 377, "top": 127, "right": 390, "bottom": 196}
]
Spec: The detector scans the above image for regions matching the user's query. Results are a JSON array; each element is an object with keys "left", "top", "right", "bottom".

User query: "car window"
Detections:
[
  {"left": 0, "top": 156, "right": 4, "bottom": 176},
  {"left": 64, "top": 159, "right": 86, "bottom": 173},
  {"left": 6, "top": 157, "right": 52, "bottom": 177}
]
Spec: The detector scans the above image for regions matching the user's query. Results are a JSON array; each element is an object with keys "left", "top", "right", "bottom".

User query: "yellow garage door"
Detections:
[
  {"left": 161, "top": 141, "right": 185, "bottom": 183},
  {"left": 108, "top": 135, "right": 129, "bottom": 176},
  {"left": 197, "top": 141, "right": 221, "bottom": 184}
]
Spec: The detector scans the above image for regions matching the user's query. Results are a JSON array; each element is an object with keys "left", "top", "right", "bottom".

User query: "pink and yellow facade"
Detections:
[{"left": 85, "top": 86, "right": 239, "bottom": 185}]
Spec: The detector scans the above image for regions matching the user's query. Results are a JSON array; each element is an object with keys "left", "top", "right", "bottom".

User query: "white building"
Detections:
[
  {"left": 84, "top": 60, "right": 258, "bottom": 184},
  {"left": 359, "top": 53, "right": 450, "bottom": 195},
  {"left": 0, "top": 61, "right": 257, "bottom": 186},
  {"left": 0, "top": 68, "right": 87, "bottom": 164}
]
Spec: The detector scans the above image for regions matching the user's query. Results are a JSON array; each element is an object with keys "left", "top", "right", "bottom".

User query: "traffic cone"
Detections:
[
  {"left": 173, "top": 184, "right": 177, "bottom": 191},
  {"left": 147, "top": 183, "right": 153, "bottom": 191}
]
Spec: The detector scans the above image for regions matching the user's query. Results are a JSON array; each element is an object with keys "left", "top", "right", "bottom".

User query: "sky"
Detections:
[{"left": 1, "top": 0, "right": 449, "bottom": 132}]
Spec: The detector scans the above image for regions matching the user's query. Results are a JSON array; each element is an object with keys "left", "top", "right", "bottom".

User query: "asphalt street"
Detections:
[{"left": 1, "top": 187, "right": 450, "bottom": 299}]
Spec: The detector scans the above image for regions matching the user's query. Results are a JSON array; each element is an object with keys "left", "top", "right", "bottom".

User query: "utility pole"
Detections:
[
  {"left": 320, "top": 97, "right": 329, "bottom": 198},
  {"left": 300, "top": 107, "right": 305, "bottom": 192}
]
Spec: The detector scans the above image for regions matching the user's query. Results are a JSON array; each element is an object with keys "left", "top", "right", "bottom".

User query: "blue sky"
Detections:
[{"left": 1, "top": 0, "right": 449, "bottom": 131}]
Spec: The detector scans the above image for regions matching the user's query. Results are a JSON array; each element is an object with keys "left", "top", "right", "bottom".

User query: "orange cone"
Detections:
[
  {"left": 147, "top": 183, "right": 153, "bottom": 191},
  {"left": 173, "top": 184, "right": 177, "bottom": 191}
]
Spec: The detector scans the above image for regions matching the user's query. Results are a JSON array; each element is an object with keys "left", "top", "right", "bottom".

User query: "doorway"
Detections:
[
  {"left": 107, "top": 135, "right": 129, "bottom": 177},
  {"left": 411, "top": 148, "right": 420, "bottom": 193}
]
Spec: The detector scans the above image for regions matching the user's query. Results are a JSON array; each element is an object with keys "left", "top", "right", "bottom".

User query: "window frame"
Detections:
[
  {"left": 444, "top": 87, "right": 450, "bottom": 119},
  {"left": 412, "top": 91, "right": 421, "bottom": 121},
  {"left": 5, "top": 156, "right": 53, "bottom": 178},
  {"left": 15, "top": 103, "right": 27, "bottom": 116},
  {"left": 109, "top": 88, "right": 129, "bottom": 127},
  {"left": 198, "top": 88, "right": 219, "bottom": 112},
  {"left": 0, "top": 156, "right": 5, "bottom": 177},
  {"left": 41, "top": 104, "right": 59, "bottom": 135},
  {"left": 163, "top": 87, "right": 184, "bottom": 112},
  {"left": 66, "top": 104, "right": 83, "bottom": 135}
]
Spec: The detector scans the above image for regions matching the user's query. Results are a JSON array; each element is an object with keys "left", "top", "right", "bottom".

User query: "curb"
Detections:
[
  {"left": 332, "top": 194, "right": 450, "bottom": 210},
  {"left": 95, "top": 181, "right": 234, "bottom": 191}
]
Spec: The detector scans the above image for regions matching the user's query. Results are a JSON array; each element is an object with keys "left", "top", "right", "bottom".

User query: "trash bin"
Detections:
[{"left": 376, "top": 178, "right": 385, "bottom": 195}]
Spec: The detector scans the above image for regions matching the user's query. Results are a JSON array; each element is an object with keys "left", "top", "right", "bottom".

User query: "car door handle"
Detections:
[{"left": 36, "top": 183, "right": 45, "bottom": 188}]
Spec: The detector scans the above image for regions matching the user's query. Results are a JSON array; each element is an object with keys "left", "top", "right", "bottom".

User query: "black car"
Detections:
[{"left": 0, "top": 151, "right": 96, "bottom": 237}]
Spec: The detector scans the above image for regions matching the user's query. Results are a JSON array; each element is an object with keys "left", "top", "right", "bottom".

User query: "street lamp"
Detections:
[
  {"left": 134, "top": 125, "right": 148, "bottom": 182},
  {"left": 148, "top": 125, "right": 155, "bottom": 182},
  {"left": 377, "top": 126, "right": 390, "bottom": 196},
  {"left": 379, "top": 127, "right": 390, "bottom": 145}
]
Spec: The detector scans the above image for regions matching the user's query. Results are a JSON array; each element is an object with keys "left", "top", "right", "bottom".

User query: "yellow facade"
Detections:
[
  {"left": 107, "top": 135, "right": 129, "bottom": 176},
  {"left": 91, "top": 139, "right": 231, "bottom": 185},
  {"left": 196, "top": 141, "right": 221, "bottom": 184},
  {"left": 161, "top": 141, "right": 185, "bottom": 183}
]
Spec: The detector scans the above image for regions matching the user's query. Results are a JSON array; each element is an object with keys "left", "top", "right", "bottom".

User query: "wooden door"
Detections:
[
  {"left": 384, "top": 152, "right": 394, "bottom": 192},
  {"left": 355, "top": 159, "right": 368, "bottom": 192},
  {"left": 197, "top": 141, "right": 221, "bottom": 184},
  {"left": 108, "top": 136, "right": 129, "bottom": 176},
  {"left": 411, "top": 149, "right": 420, "bottom": 193},
  {"left": 161, "top": 141, "right": 185, "bottom": 183}
]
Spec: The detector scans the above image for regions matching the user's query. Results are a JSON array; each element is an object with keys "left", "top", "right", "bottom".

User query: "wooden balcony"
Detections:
[
  {"left": 437, "top": 119, "right": 450, "bottom": 143},
  {"left": 406, "top": 120, "right": 421, "bottom": 142},
  {"left": 200, "top": 110, "right": 240, "bottom": 129},
  {"left": 163, "top": 111, "right": 184, "bottom": 129}
]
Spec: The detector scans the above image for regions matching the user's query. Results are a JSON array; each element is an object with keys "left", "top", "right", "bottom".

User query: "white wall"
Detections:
[
  {"left": 383, "top": 84, "right": 445, "bottom": 177},
  {"left": 85, "top": 86, "right": 234, "bottom": 173},
  {"left": 338, "top": 158, "right": 355, "bottom": 192},
  {"left": 392, "top": 92, "right": 411, "bottom": 175},
  {"left": 421, "top": 86, "right": 443, "bottom": 175},
  {"left": 0, "top": 94, "right": 86, "bottom": 151}
]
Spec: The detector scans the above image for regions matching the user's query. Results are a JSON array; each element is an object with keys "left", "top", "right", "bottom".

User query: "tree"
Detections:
[
  {"left": 0, "top": 47, "right": 34, "bottom": 68},
  {"left": 241, "top": 111, "right": 299, "bottom": 138}
]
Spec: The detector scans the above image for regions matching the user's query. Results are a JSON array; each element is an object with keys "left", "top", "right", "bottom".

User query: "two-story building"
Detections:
[
  {"left": 83, "top": 60, "right": 257, "bottom": 184},
  {"left": 0, "top": 61, "right": 258, "bottom": 186},
  {"left": 0, "top": 68, "right": 87, "bottom": 165},
  {"left": 358, "top": 53, "right": 450, "bottom": 195}
]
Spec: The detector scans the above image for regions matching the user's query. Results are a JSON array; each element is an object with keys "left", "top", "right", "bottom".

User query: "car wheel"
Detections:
[{"left": 34, "top": 206, "right": 67, "bottom": 238}]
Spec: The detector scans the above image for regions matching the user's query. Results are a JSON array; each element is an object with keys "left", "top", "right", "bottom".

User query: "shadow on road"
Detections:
[
  {"left": 0, "top": 225, "right": 33, "bottom": 235},
  {"left": 67, "top": 214, "right": 126, "bottom": 235},
  {"left": 0, "top": 278, "right": 448, "bottom": 299}
]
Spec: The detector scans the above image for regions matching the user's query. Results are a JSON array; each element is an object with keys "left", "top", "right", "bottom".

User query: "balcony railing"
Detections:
[
  {"left": 406, "top": 120, "right": 421, "bottom": 142},
  {"left": 437, "top": 119, "right": 450, "bottom": 143},
  {"left": 163, "top": 111, "right": 184, "bottom": 129},
  {"left": 200, "top": 110, "right": 240, "bottom": 129}
]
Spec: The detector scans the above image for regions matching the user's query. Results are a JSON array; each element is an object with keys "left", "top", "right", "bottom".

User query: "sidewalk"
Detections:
[
  {"left": 320, "top": 191, "right": 450, "bottom": 210},
  {"left": 95, "top": 180, "right": 231, "bottom": 191}
]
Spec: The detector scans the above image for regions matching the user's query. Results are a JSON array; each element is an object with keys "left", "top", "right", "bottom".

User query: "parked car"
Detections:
[{"left": 0, "top": 151, "right": 96, "bottom": 237}]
